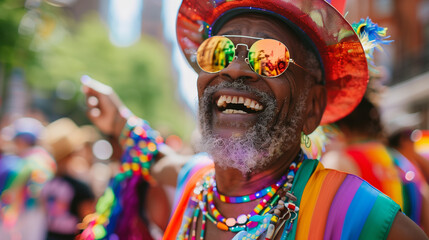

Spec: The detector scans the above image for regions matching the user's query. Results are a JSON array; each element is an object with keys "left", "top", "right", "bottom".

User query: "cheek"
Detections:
[
  {"left": 197, "top": 72, "right": 213, "bottom": 98},
  {"left": 267, "top": 78, "right": 293, "bottom": 119}
]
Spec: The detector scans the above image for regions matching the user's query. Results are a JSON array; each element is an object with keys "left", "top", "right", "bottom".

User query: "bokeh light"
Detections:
[{"left": 92, "top": 139, "right": 113, "bottom": 160}]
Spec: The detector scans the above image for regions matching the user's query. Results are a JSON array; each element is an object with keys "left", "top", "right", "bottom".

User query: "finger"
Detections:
[
  {"left": 81, "top": 75, "right": 113, "bottom": 95},
  {"left": 89, "top": 108, "right": 101, "bottom": 118},
  {"left": 87, "top": 96, "right": 99, "bottom": 107}
]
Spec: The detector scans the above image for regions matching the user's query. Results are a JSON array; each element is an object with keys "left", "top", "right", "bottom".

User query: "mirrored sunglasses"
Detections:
[{"left": 196, "top": 35, "right": 303, "bottom": 78}]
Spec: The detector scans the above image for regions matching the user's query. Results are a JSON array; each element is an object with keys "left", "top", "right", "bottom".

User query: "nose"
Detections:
[{"left": 219, "top": 55, "right": 259, "bottom": 82}]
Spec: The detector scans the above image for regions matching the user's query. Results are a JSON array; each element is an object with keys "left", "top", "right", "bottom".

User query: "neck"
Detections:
[{"left": 214, "top": 145, "right": 301, "bottom": 196}]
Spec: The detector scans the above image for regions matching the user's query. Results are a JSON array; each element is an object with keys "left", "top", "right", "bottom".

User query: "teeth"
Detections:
[
  {"left": 216, "top": 95, "right": 264, "bottom": 112},
  {"left": 255, "top": 103, "right": 260, "bottom": 110},
  {"left": 217, "top": 97, "right": 223, "bottom": 107},
  {"left": 217, "top": 96, "right": 226, "bottom": 107},
  {"left": 244, "top": 98, "right": 251, "bottom": 107},
  {"left": 223, "top": 109, "right": 247, "bottom": 114},
  {"left": 238, "top": 97, "right": 244, "bottom": 104},
  {"left": 250, "top": 101, "right": 255, "bottom": 109},
  {"left": 226, "top": 96, "right": 232, "bottom": 103}
]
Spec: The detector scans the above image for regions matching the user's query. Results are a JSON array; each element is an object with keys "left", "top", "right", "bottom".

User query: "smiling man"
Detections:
[
  {"left": 196, "top": 14, "right": 323, "bottom": 176},
  {"left": 81, "top": 0, "right": 428, "bottom": 239}
]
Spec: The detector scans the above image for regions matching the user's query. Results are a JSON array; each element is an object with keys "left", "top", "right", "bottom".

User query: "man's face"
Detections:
[{"left": 197, "top": 14, "right": 314, "bottom": 173}]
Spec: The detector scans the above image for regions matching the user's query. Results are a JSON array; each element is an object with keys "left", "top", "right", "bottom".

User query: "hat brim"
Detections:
[{"left": 176, "top": 0, "right": 369, "bottom": 124}]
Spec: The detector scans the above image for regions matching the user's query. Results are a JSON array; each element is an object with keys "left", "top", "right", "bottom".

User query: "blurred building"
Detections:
[
  {"left": 141, "top": 0, "right": 164, "bottom": 40},
  {"left": 346, "top": 0, "right": 429, "bottom": 132},
  {"left": 63, "top": 0, "right": 165, "bottom": 43}
]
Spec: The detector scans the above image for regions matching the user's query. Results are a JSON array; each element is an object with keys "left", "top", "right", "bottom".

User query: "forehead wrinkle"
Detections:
[{"left": 219, "top": 29, "right": 241, "bottom": 35}]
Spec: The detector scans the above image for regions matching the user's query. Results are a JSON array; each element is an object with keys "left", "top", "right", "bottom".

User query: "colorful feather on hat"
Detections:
[{"left": 352, "top": 18, "right": 393, "bottom": 73}]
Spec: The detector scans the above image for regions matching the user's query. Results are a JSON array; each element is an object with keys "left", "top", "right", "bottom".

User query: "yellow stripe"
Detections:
[{"left": 296, "top": 163, "right": 329, "bottom": 240}]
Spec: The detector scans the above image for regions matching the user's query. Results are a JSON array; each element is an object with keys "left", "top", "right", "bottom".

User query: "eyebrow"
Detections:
[{"left": 255, "top": 32, "right": 272, "bottom": 39}]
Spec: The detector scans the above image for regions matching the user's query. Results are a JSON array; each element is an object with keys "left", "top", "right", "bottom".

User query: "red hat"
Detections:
[{"left": 176, "top": 0, "right": 368, "bottom": 124}]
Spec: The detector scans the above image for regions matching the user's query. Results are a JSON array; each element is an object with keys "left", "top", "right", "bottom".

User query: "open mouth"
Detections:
[{"left": 216, "top": 95, "right": 264, "bottom": 114}]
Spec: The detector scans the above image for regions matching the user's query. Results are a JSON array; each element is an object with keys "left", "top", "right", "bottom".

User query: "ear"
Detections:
[{"left": 303, "top": 85, "right": 327, "bottom": 135}]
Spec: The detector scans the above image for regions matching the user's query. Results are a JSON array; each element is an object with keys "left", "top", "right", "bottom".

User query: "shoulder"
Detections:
[
  {"left": 172, "top": 153, "right": 213, "bottom": 205},
  {"left": 177, "top": 153, "right": 214, "bottom": 187},
  {"left": 297, "top": 162, "right": 401, "bottom": 239},
  {"left": 387, "top": 211, "right": 428, "bottom": 240}
]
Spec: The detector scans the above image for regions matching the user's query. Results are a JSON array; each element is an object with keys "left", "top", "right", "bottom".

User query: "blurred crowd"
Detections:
[
  {"left": 0, "top": 108, "right": 193, "bottom": 240},
  {"left": 0, "top": 115, "right": 113, "bottom": 240}
]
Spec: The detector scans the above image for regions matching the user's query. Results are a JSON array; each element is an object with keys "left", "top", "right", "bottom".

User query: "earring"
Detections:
[{"left": 301, "top": 132, "right": 311, "bottom": 148}]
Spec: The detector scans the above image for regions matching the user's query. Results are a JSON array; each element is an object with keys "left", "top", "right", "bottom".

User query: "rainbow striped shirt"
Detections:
[{"left": 164, "top": 154, "right": 400, "bottom": 240}]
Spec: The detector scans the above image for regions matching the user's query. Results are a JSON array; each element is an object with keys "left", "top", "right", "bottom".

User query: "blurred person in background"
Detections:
[
  {"left": 322, "top": 96, "right": 429, "bottom": 235},
  {"left": 389, "top": 129, "right": 429, "bottom": 184},
  {"left": 39, "top": 118, "right": 96, "bottom": 240},
  {"left": 0, "top": 117, "right": 56, "bottom": 240}
]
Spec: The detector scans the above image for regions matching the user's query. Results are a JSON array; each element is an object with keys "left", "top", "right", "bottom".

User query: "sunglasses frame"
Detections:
[{"left": 197, "top": 35, "right": 307, "bottom": 78}]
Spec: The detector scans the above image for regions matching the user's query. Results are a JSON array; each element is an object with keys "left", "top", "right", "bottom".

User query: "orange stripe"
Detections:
[
  {"left": 163, "top": 163, "right": 214, "bottom": 239},
  {"left": 296, "top": 163, "right": 328, "bottom": 239},
  {"left": 308, "top": 171, "right": 347, "bottom": 239}
]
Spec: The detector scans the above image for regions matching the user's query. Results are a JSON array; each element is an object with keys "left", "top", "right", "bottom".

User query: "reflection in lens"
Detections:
[
  {"left": 248, "top": 39, "right": 290, "bottom": 77},
  {"left": 197, "top": 36, "right": 235, "bottom": 73}
]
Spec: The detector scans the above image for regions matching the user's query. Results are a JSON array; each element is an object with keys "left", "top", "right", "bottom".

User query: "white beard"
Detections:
[{"left": 197, "top": 80, "right": 306, "bottom": 175}]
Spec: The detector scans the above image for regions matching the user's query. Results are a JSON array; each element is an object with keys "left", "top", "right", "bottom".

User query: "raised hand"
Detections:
[{"left": 81, "top": 75, "right": 130, "bottom": 139}]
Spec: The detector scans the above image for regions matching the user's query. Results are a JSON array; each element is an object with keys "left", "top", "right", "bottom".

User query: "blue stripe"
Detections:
[
  {"left": 404, "top": 181, "right": 421, "bottom": 222},
  {"left": 340, "top": 180, "right": 379, "bottom": 240}
]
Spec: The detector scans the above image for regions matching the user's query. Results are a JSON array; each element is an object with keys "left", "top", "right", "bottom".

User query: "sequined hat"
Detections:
[{"left": 176, "top": 0, "right": 369, "bottom": 124}]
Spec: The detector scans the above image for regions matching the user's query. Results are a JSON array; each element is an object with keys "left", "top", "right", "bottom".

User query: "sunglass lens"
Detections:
[
  {"left": 197, "top": 36, "right": 235, "bottom": 73},
  {"left": 248, "top": 39, "right": 290, "bottom": 77}
]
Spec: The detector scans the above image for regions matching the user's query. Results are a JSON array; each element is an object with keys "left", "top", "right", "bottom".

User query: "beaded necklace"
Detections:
[
  {"left": 177, "top": 153, "right": 303, "bottom": 240},
  {"left": 213, "top": 174, "right": 287, "bottom": 204}
]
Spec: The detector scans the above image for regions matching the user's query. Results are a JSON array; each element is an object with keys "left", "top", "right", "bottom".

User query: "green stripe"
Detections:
[
  {"left": 358, "top": 193, "right": 401, "bottom": 240},
  {"left": 284, "top": 159, "right": 320, "bottom": 240}
]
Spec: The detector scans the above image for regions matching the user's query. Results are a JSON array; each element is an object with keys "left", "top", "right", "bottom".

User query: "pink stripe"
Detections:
[{"left": 323, "top": 175, "right": 362, "bottom": 240}]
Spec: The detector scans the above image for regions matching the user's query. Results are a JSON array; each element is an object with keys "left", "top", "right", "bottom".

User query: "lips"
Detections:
[{"left": 216, "top": 95, "right": 264, "bottom": 114}]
